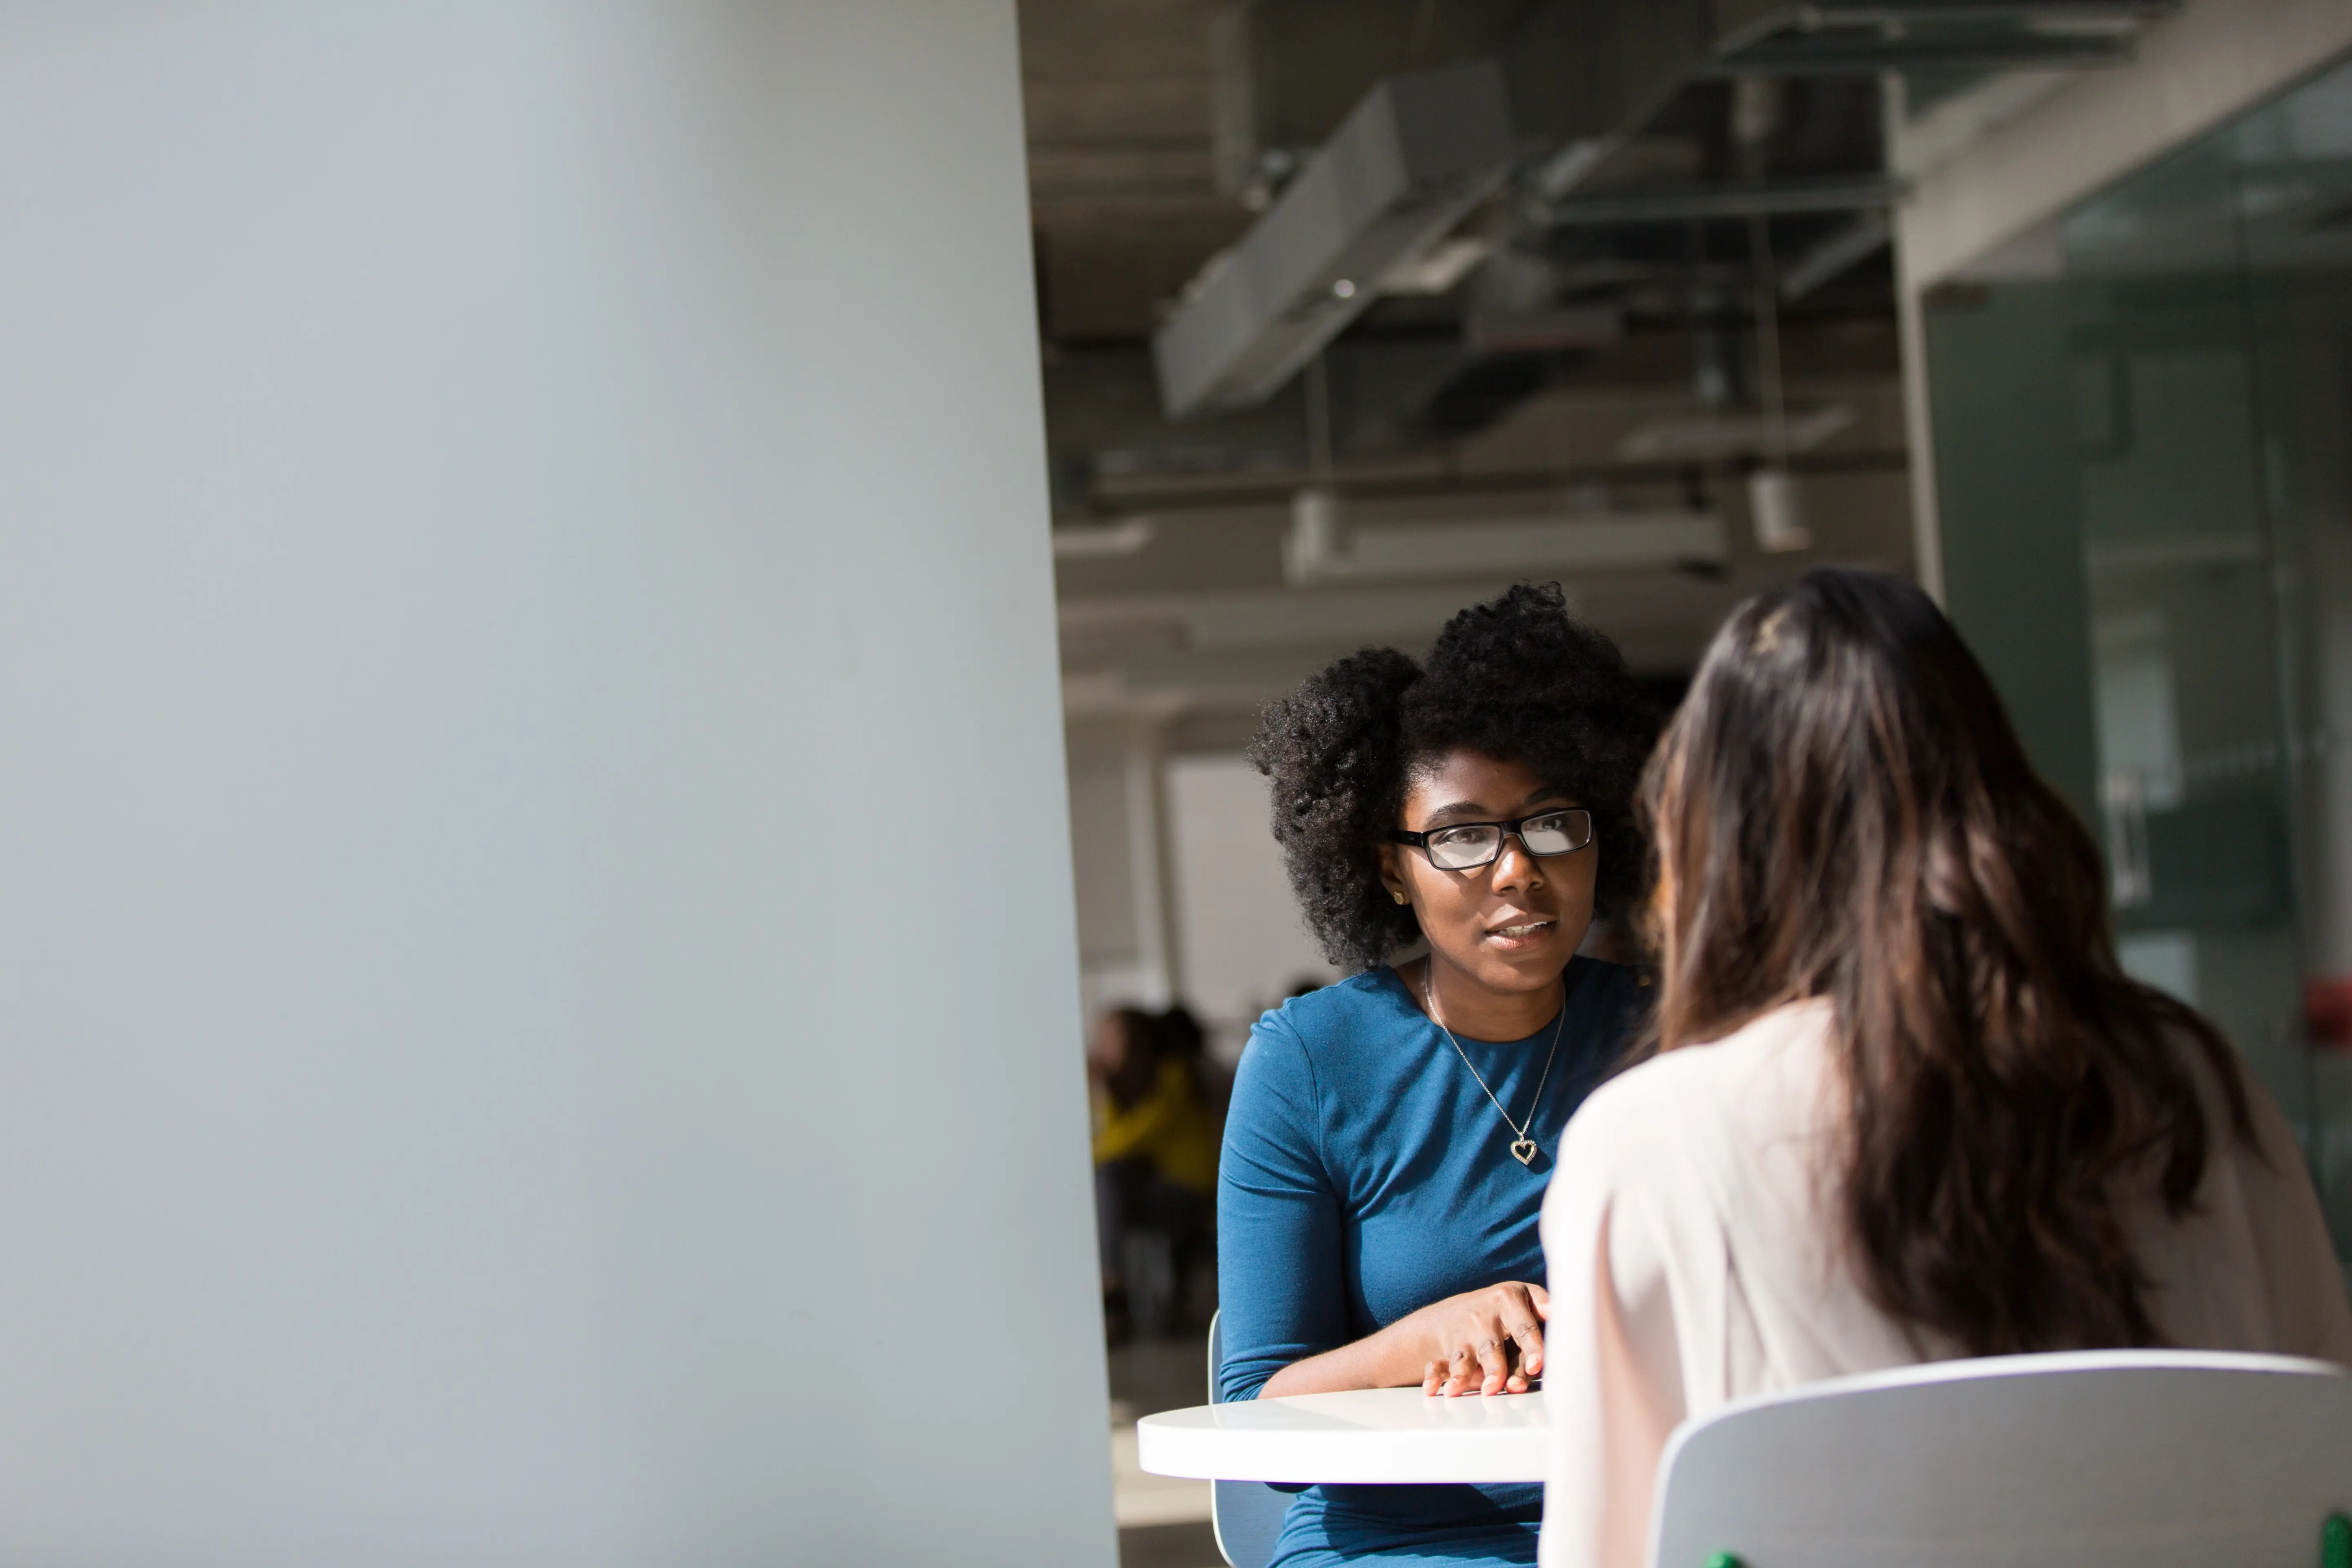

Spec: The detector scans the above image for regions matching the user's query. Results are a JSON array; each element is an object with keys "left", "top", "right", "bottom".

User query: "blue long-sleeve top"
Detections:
[{"left": 1217, "top": 959, "right": 1646, "bottom": 1568}]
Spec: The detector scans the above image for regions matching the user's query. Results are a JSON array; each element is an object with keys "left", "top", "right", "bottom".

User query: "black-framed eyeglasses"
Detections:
[{"left": 1390, "top": 808, "right": 1593, "bottom": 872}]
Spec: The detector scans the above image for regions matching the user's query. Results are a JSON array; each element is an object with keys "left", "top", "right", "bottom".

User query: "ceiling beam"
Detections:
[
  {"left": 1540, "top": 174, "right": 1904, "bottom": 225},
  {"left": 1704, "top": 32, "right": 2134, "bottom": 76}
]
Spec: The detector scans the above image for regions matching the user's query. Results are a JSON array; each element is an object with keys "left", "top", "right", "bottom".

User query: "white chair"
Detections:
[{"left": 1646, "top": 1350, "right": 2352, "bottom": 1568}]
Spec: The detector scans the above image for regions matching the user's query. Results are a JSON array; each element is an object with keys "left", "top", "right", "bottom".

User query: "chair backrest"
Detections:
[
  {"left": 1206, "top": 1310, "right": 1294, "bottom": 1568},
  {"left": 1648, "top": 1350, "right": 2352, "bottom": 1568}
]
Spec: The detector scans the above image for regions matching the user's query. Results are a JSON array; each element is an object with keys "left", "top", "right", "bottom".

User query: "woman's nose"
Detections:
[{"left": 1490, "top": 831, "right": 1544, "bottom": 891}]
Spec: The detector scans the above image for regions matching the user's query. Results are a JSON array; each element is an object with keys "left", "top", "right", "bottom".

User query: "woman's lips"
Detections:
[{"left": 1482, "top": 919, "right": 1557, "bottom": 948}]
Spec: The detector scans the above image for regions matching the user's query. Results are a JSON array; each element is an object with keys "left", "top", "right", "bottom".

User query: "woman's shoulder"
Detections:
[
  {"left": 1564, "top": 951, "right": 1648, "bottom": 995},
  {"left": 1250, "top": 969, "right": 1412, "bottom": 1051},
  {"left": 1561, "top": 953, "right": 1654, "bottom": 1036},
  {"left": 1237, "top": 969, "right": 1432, "bottom": 1103},
  {"left": 1229, "top": 972, "right": 1412, "bottom": 1137},
  {"left": 1559, "top": 998, "right": 1833, "bottom": 1163}
]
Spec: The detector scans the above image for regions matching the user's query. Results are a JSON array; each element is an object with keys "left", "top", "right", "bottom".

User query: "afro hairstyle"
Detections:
[{"left": 1245, "top": 583, "right": 1658, "bottom": 972}]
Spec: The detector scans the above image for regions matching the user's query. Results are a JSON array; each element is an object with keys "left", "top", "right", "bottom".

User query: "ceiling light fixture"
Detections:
[
  {"left": 1283, "top": 489, "right": 1726, "bottom": 586},
  {"left": 1051, "top": 518, "right": 1155, "bottom": 560}
]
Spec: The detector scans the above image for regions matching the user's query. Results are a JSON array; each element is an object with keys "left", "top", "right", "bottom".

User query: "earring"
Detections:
[{"left": 1392, "top": 890, "right": 1408, "bottom": 904}]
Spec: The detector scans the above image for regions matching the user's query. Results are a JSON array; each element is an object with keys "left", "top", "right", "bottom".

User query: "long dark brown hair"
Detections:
[{"left": 1643, "top": 569, "right": 2250, "bottom": 1355}]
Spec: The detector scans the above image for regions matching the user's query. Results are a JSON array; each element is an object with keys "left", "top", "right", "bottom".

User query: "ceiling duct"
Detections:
[
  {"left": 1147, "top": 0, "right": 2176, "bottom": 448},
  {"left": 1205, "top": 2, "right": 2178, "bottom": 214},
  {"left": 1152, "top": 61, "right": 1512, "bottom": 420},
  {"left": 1282, "top": 486, "right": 1728, "bottom": 586}
]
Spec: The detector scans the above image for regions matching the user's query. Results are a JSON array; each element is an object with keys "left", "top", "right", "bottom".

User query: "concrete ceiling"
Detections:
[
  {"left": 1017, "top": 2, "right": 2156, "bottom": 726},
  {"left": 1020, "top": 0, "right": 1249, "bottom": 343}
]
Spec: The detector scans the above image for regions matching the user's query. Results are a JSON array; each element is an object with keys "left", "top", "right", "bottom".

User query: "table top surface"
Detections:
[{"left": 1134, "top": 1387, "right": 1549, "bottom": 1485}]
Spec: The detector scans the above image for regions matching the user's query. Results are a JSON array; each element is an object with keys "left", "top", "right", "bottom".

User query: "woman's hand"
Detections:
[
  {"left": 1412, "top": 1281, "right": 1549, "bottom": 1397},
  {"left": 1250, "top": 1278, "right": 1552, "bottom": 1401}
]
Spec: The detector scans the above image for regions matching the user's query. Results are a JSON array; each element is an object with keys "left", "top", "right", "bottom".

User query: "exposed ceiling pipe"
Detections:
[
  {"left": 1761, "top": 1, "right": 2175, "bottom": 20},
  {"left": 1699, "top": 32, "right": 2136, "bottom": 74},
  {"left": 1152, "top": 61, "right": 1512, "bottom": 419},
  {"left": 1539, "top": 175, "right": 1904, "bottom": 226},
  {"left": 1732, "top": 71, "right": 1811, "bottom": 554},
  {"left": 1780, "top": 212, "right": 1893, "bottom": 300},
  {"left": 1748, "top": 212, "right": 1812, "bottom": 554}
]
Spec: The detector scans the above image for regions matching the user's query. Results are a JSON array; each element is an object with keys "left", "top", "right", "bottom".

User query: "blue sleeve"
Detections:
[{"left": 1216, "top": 1011, "right": 1348, "bottom": 1402}]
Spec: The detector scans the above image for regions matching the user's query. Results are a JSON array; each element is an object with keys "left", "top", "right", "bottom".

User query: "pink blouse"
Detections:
[{"left": 1538, "top": 999, "right": 2352, "bottom": 1568}]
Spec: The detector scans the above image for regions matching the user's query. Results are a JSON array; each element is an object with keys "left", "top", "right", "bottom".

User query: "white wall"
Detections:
[
  {"left": 0, "top": 5, "right": 1110, "bottom": 1564},
  {"left": 1067, "top": 719, "right": 1185, "bottom": 1021},
  {"left": 1166, "top": 754, "right": 1337, "bottom": 1048}
]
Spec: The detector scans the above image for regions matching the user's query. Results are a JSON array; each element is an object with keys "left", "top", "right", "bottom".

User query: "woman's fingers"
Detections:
[
  {"left": 1414, "top": 1283, "right": 1555, "bottom": 1397},
  {"left": 1474, "top": 1334, "right": 1510, "bottom": 1395},
  {"left": 1446, "top": 1343, "right": 1477, "bottom": 1396},
  {"left": 1506, "top": 1314, "right": 1545, "bottom": 1380}
]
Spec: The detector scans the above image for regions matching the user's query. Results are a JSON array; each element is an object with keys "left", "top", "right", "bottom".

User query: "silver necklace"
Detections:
[{"left": 1424, "top": 971, "right": 1566, "bottom": 1167}]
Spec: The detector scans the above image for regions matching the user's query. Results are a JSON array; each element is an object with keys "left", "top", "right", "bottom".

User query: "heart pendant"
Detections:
[{"left": 1510, "top": 1138, "right": 1537, "bottom": 1166}]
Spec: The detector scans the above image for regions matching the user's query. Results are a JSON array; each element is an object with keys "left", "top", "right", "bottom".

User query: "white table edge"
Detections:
[{"left": 1134, "top": 1390, "right": 1550, "bottom": 1486}]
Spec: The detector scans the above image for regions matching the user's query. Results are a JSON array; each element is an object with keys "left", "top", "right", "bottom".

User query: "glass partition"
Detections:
[
  {"left": 2236, "top": 62, "right": 2352, "bottom": 1265},
  {"left": 1927, "top": 49, "right": 2352, "bottom": 1272}
]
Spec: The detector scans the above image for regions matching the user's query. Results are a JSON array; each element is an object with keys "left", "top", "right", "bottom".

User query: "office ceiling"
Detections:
[
  {"left": 1020, "top": 0, "right": 2178, "bottom": 726},
  {"left": 1020, "top": 0, "right": 1244, "bottom": 347}
]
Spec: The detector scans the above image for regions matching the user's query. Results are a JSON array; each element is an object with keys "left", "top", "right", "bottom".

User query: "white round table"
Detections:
[{"left": 1135, "top": 1387, "right": 1549, "bottom": 1485}]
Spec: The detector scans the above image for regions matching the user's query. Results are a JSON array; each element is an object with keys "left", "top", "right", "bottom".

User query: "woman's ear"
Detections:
[{"left": 1378, "top": 843, "right": 1410, "bottom": 906}]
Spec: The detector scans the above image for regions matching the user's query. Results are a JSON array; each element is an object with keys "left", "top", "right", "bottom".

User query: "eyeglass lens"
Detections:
[{"left": 1423, "top": 810, "right": 1591, "bottom": 870}]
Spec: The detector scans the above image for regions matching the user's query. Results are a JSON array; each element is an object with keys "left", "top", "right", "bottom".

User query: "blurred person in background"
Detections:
[
  {"left": 1091, "top": 1004, "right": 1220, "bottom": 1340},
  {"left": 1221, "top": 584, "right": 1660, "bottom": 1567},
  {"left": 1540, "top": 570, "right": 2352, "bottom": 1568}
]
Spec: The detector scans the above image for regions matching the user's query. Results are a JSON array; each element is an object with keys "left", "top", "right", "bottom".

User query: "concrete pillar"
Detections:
[{"left": 0, "top": 5, "right": 1110, "bottom": 1564}]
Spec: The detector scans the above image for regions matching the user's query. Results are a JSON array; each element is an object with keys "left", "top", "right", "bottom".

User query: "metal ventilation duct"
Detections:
[{"left": 1152, "top": 60, "right": 1512, "bottom": 420}]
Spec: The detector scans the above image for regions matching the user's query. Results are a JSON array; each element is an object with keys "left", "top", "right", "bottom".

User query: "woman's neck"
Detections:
[{"left": 1407, "top": 954, "right": 1564, "bottom": 1042}]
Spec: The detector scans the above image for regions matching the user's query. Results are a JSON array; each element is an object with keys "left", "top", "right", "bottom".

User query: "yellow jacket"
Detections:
[{"left": 1092, "top": 1058, "right": 1219, "bottom": 1194}]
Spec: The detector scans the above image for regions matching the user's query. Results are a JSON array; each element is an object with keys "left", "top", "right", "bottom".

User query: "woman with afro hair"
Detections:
[{"left": 1217, "top": 583, "right": 1659, "bottom": 1567}]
